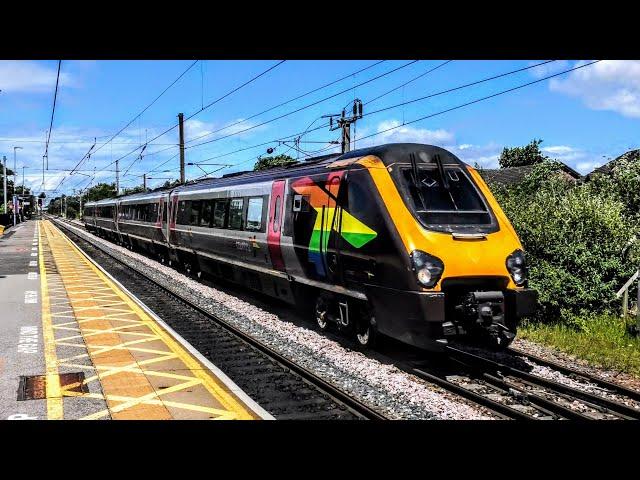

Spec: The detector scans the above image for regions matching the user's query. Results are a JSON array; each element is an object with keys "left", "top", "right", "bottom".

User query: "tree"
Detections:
[
  {"left": 498, "top": 139, "right": 549, "bottom": 169},
  {"left": 84, "top": 183, "right": 117, "bottom": 202},
  {"left": 253, "top": 154, "right": 298, "bottom": 171},
  {"left": 161, "top": 179, "right": 181, "bottom": 189},
  {"left": 122, "top": 185, "right": 146, "bottom": 195}
]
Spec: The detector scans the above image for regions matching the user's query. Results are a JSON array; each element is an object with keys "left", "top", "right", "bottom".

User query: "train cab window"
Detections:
[
  {"left": 189, "top": 200, "right": 202, "bottom": 226},
  {"left": 400, "top": 167, "right": 491, "bottom": 226},
  {"left": 213, "top": 200, "right": 228, "bottom": 228},
  {"left": 246, "top": 197, "right": 263, "bottom": 231},
  {"left": 228, "top": 198, "right": 244, "bottom": 230},
  {"left": 200, "top": 200, "right": 213, "bottom": 227}
]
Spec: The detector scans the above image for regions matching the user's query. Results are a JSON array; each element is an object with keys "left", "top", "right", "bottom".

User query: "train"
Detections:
[{"left": 82, "top": 143, "right": 537, "bottom": 351}]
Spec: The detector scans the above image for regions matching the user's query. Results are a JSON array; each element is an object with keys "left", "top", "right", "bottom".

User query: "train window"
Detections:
[
  {"left": 273, "top": 195, "right": 281, "bottom": 232},
  {"left": 201, "top": 200, "right": 213, "bottom": 227},
  {"left": 190, "top": 200, "right": 202, "bottom": 226},
  {"left": 292, "top": 194, "right": 310, "bottom": 212},
  {"left": 162, "top": 201, "right": 167, "bottom": 222},
  {"left": 213, "top": 200, "right": 228, "bottom": 228},
  {"left": 228, "top": 198, "right": 244, "bottom": 230},
  {"left": 176, "top": 200, "right": 189, "bottom": 225},
  {"left": 246, "top": 197, "right": 263, "bottom": 231}
]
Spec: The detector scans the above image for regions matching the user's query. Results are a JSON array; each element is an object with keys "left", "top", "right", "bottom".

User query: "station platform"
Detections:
[{"left": 0, "top": 219, "right": 271, "bottom": 420}]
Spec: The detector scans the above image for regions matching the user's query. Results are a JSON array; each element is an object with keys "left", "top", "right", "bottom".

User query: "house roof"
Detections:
[
  {"left": 586, "top": 149, "right": 640, "bottom": 179},
  {"left": 479, "top": 162, "right": 582, "bottom": 186}
]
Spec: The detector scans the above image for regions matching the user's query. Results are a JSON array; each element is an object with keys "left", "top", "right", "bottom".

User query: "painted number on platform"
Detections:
[
  {"left": 24, "top": 291, "right": 38, "bottom": 304},
  {"left": 18, "top": 326, "right": 39, "bottom": 354}
]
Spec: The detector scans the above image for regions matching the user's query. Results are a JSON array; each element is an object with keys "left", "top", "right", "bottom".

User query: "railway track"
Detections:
[
  {"left": 52, "top": 218, "right": 388, "bottom": 420},
  {"left": 507, "top": 346, "right": 640, "bottom": 403},
  {"left": 52, "top": 217, "right": 640, "bottom": 420},
  {"left": 439, "top": 346, "right": 640, "bottom": 420}
]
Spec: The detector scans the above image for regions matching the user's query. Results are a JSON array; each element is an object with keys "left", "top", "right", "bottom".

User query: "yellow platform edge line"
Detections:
[
  {"left": 48, "top": 220, "right": 258, "bottom": 420},
  {"left": 39, "top": 220, "right": 63, "bottom": 419}
]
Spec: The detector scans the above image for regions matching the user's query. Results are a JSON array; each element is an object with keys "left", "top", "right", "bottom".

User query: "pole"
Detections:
[
  {"left": 341, "top": 120, "right": 351, "bottom": 154},
  {"left": 22, "top": 166, "right": 25, "bottom": 195},
  {"left": 13, "top": 147, "right": 18, "bottom": 226},
  {"left": 2, "top": 156, "right": 6, "bottom": 214},
  {"left": 42, "top": 155, "right": 45, "bottom": 193},
  {"left": 115, "top": 159, "right": 120, "bottom": 195},
  {"left": 178, "top": 112, "right": 185, "bottom": 184},
  {"left": 143, "top": 173, "right": 147, "bottom": 190}
]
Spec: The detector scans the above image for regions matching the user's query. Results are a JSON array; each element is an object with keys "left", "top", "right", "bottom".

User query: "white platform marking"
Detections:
[
  {"left": 18, "top": 326, "right": 38, "bottom": 353},
  {"left": 24, "top": 291, "right": 37, "bottom": 304},
  {"left": 30, "top": 253, "right": 37, "bottom": 257},
  {"left": 7, "top": 414, "right": 38, "bottom": 420},
  {"left": 29, "top": 261, "right": 37, "bottom": 267},
  {"left": 28, "top": 272, "right": 38, "bottom": 280}
]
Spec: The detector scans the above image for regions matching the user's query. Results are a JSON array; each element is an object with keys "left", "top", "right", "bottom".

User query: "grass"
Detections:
[{"left": 518, "top": 314, "right": 640, "bottom": 377}]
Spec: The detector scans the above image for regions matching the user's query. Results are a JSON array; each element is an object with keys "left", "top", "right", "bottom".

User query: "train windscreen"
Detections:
[{"left": 399, "top": 166, "right": 493, "bottom": 227}]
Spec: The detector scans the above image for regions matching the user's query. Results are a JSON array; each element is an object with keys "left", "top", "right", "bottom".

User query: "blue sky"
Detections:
[{"left": 0, "top": 59, "right": 638, "bottom": 196}]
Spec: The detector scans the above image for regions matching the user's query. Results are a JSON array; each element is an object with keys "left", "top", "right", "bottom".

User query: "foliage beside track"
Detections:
[
  {"left": 489, "top": 151, "right": 640, "bottom": 323},
  {"left": 519, "top": 314, "right": 640, "bottom": 376},
  {"left": 488, "top": 145, "right": 640, "bottom": 375}
]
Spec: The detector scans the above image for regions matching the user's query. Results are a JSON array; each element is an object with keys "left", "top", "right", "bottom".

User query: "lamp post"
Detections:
[{"left": 13, "top": 146, "right": 22, "bottom": 226}]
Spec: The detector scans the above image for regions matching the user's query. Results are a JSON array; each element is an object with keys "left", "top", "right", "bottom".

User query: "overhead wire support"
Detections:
[
  {"left": 44, "top": 60, "right": 62, "bottom": 161},
  {"left": 185, "top": 60, "right": 387, "bottom": 145},
  {"left": 109, "top": 60, "right": 287, "bottom": 175},
  {"left": 66, "top": 60, "right": 199, "bottom": 181},
  {"left": 190, "top": 60, "right": 598, "bottom": 170},
  {"left": 353, "top": 60, "right": 602, "bottom": 145},
  {"left": 185, "top": 60, "right": 418, "bottom": 151}
]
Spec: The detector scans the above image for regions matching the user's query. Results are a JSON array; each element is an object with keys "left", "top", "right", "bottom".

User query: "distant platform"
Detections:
[{"left": 0, "top": 219, "right": 271, "bottom": 420}]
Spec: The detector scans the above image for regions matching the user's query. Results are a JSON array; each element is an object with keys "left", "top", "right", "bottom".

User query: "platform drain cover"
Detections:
[{"left": 17, "top": 372, "right": 88, "bottom": 401}]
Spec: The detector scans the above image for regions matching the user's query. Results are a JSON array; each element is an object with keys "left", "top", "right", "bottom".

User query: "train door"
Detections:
[
  {"left": 267, "top": 180, "right": 286, "bottom": 271},
  {"left": 324, "top": 173, "right": 343, "bottom": 284},
  {"left": 160, "top": 194, "right": 169, "bottom": 243},
  {"left": 168, "top": 194, "right": 180, "bottom": 246}
]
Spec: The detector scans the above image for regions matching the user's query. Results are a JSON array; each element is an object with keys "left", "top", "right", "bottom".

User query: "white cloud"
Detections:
[
  {"left": 0, "top": 61, "right": 75, "bottom": 93},
  {"left": 529, "top": 60, "right": 569, "bottom": 79},
  {"left": 373, "top": 120, "right": 455, "bottom": 145},
  {"left": 550, "top": 60, "right": 640, "bottom": 118}
]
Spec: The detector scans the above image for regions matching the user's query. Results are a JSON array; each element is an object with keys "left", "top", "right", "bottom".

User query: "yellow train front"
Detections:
[{"left": 312, "top": 143, "right": 538, "bottom": 351}]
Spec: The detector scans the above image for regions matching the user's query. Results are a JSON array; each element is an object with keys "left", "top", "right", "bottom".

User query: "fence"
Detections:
[{"left": 616, "top": 269, "right": 640, "bottom": 330}]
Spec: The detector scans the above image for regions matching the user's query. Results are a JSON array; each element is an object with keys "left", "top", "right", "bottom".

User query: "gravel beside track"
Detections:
[{"left": 54, "top": 219, "right": 496, "bottom": 420}]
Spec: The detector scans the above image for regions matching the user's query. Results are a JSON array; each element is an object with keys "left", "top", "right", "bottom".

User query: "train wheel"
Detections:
[
  {"left": 315, "top": 296, "right": 330, "bottom": 331},
  {"left": 355, "top": 309, "right": 377, "bottom": 348}
]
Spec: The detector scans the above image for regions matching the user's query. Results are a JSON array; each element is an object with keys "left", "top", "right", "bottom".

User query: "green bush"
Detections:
[{"left": 491, "top": 161, "right": 640, "bottom": 322}]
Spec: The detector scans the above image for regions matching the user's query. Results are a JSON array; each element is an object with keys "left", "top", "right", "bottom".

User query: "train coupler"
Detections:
[{"left": 452, "top": 291, "right": 515, "bottom": 348}]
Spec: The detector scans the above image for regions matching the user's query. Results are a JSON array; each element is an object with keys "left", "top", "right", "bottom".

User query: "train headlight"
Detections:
[
  {"left": 506, "top": 249, "right": 528, "bottom": 287},
  {"left": 410, "top": 250, "right": 444, "bottom": 289}
]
